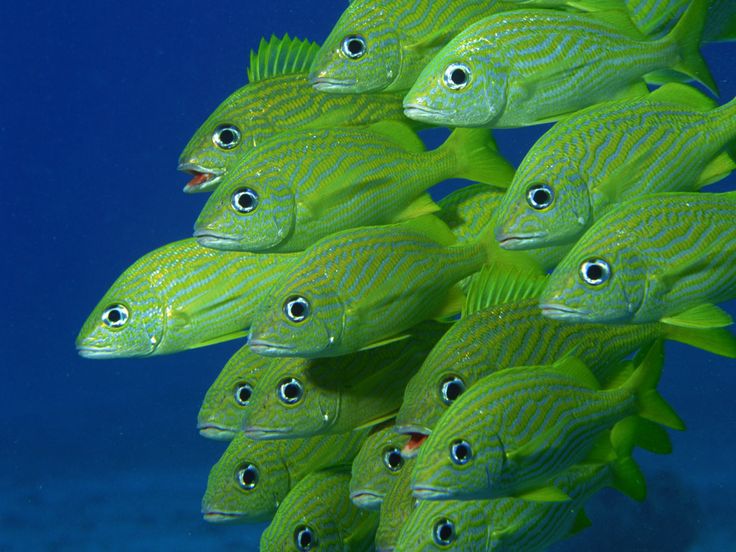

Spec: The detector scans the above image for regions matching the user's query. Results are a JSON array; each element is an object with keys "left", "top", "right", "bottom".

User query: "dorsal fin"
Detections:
[
  {"left": 247, "top": 34, "right": 321, "bottom": 83},
  {"left": 647, "top": 83, "right": 717, "bottom": 110},
  {"left": 462, "top": 264, "right": 547, "bottom": 317}
]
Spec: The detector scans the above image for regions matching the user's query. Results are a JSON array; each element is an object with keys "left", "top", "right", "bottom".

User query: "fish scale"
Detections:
[{"left": 375, "top": 456, "right": 416, "bottom": 550}]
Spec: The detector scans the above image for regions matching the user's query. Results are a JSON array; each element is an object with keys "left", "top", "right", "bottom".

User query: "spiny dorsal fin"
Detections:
[
  {"left": 462, "top": 264, "right": 547, "bottom": 317},
  {"left": 247, "top": 34, "right": 321, "bottom": 83}
]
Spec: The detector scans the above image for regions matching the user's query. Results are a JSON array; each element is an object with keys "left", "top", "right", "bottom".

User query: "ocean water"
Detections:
[{"left": 2, "top": 1, "right": 735, "bottom": 550}]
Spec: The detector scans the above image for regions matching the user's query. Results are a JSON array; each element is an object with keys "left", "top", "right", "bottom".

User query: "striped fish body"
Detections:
[
  {"left": 350, "top": 424, "right": 411, "bottom": 511},
  {"left": 375, "top": 456, "right": 417, "bottom": 551},
  {"left": 248, "top": 217, "right": 487, "bottom": 358},
  {"left": 541, "top": 191, "right": 736, "bottom": 324},
  {"left": 243, "top": 322, "right": 447, "bottom": 439},
  {"left": 197, "top": 344, "right": 274, "bottom": 441},
  {"left": 201, "top": 430, "right": 368, "bottom": 523},
  {"left": 626, "top": 0, "right": 735, "bottom": 40},
  {"left": 411, "top": 361, "right": 639, "bottom": 500},
  {"left": 396, "top": 464, "right": 610, "bottom": 551},
  {"left": 75, "top": 238, "right": 297, "bottom": 359},
  {"left": 397, "top": 298, "right": 670, "bottom": 436},
  {"left": 496, "top": 85, "right": 736, "bottom": 250},
  {"left": 179, "top": 38, "right": 411, "bottom": 193},
  {"left": 310, "top": 0, "right": 514, "bottom": 93},
  {"left": 403, "top": 2, "right": 713, "bottom": 128},
  {"left": 260, "top": 470, "right": 379, "bottom": 552}
]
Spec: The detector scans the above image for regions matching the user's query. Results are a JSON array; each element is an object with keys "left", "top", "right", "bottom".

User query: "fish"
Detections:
[
  {"left": 375, "top": 455, "right": 417, "bottom": 552},
  {"left": 625, "top": 0, "right": 736, "bottom": 40},
  {"left": 411, "top": 342, "right": 684, "bottom": 501},
  {"left": 539, "top": 191, "right": 736, "bottom": 326},
  {"left": 402, "top": 0, "right": 716, "bottom": 128},
  {"left": 243, "top": 322, "right": 447, "bottom": 439},
  {"left": 495, "top": 84, "right": 736, "bottom": 251},
  {"left": 350, "top": 422, "right": 411, "bottom": 511},
  {"left": 197, "top": 344, "right": 273, "bottom": 440},
  {"left": 201, "top": 430, "right": 367, "bottom": 523},
  {"left": 248, "top": 214, "right": 543, "bottom": 358},
  {"left": 260, "top": 469, "right": 379, "bottom": 552},
  {"left": 76, "top": 239, "right": 297, "bottom": 359},
  {"left": 178, "top": 34, "right": 411, "bottom": 193},
  {"left": 395, "top": 463, "right": 621, "bottom": 552},
  {"left": 396, "top": 280, "right": 736, "bottom": 454},
  {"left": 193, "top": 123, "right": 514, "bottom": 252},
  {"left": 308, "top": 0, "right": 513, "bottom": 94}
]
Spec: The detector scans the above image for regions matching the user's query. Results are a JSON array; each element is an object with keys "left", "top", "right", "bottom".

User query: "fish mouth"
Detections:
[
  {"left": 349, "top": 491, "right": 382, "bottom": 509},
  {"left": 309, "top": 75, "right": 357, "bottom": 92},
  {"left": 76, "top": 346, "right": 118, "bottom": 359},
  {"left": 178, "top": 162, "right": 224, "bottom": 193},
  {"left": 412, "top": 485, "right": 451, "bottom": 500},
  {"left": 193, "top": 230, "right": 242, "bottom": 250},
  {"left": 242, "top": 425, "right": 294, "bottom": 440},
  {"left": 396, "top": 426, "right": 431, "bottom": 458},
  {"left": 539, "top": 302, "right": 588, "bottom": 321},
  {"left": 202, "top": 510, "right": 243, "bottom": 523},
  {"left": 248, "top": 339, "right": 296, "bottom": 356},
  {"left": 495, "top": 230, "right": 548, "bottom": 250},
  {"left": 403, "top": 103, "right": 453, "bottom": 122},
  {"left": 197, "top": 424, "right": 237, "bottom": 440}
]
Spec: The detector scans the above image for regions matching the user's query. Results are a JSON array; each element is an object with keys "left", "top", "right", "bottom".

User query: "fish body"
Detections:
[
  {"left": 248, "top": 216, "right": 494, "bottom": 358},
  {"left": 540, "top": 191, "right": 736, "bottom": 325},
  {"left": 496, "top": 84, "right": 736, "bottom": 250},
  {"left": 350, "top": 424, "right": 411, "bottom": 511},
  {"left": 179, "top": 35, "right": 410, "bottom": 193},
  {"left": 309, "top": 0, "right": 513, "bottom": 93},
  {"left": 411, "top": 348, "right": 682, "bottom": 501},
  {"left": 403, "top": 1, "right": 714, "bottom": 128},
  {"left": 194, "top": 124, "right": 513, "bottom": 252},
  {"left": 375, "top": 457, "right": 417, "bottom": 551},
  {"left": 260, "top": 469, "right": 379, "bottom": 552},
  {"left": 76, "top": 239, "right": 296, "bottom": 358},
  {"left": 243, "top": 322, "right": 447, "bottom": 439},
  {"left": 197, "top": 344, "right": 273, "bottom": 440},
  {"left": 201, "top": 430, "right": 367, "bottom": 523},
  {"left": 395, "top": 464, "right": 611, "bottom": 551}
]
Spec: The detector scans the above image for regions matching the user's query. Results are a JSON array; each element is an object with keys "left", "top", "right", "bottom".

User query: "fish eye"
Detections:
[
  {"left": 230, "top": 188, "right": 259, "bottom": 213},
  {"left": 449, "top": 439, "right": 472, "bottom": 465},
  {"left": 382, "top": 447, "right": 404, "bottom": 472},
  {"left": 526, "top": 183, "right": 555, "bottom": 210},
  {"left": 213, "top": 124, "right": 241, "bottom": 150},
  {"left": 283, "top": 296, "right": 310, "bottom": 323},
  {"left": 443, "top": 63, "right": 470, "bottom": 90},
  {"left": 277, "top": 377, "right": 304, "bottom": 405},
  {"left": 439, "top": 376, "right": 466, "bottom": 405},
  {"left": 433, "top": 518, "right": 456, "bottom": 546},
  {"left": 101, "top": 304, "right": 129, "bottom": 328},
  {"left": 341, "top": 35, "right": 366, "bottom": 59},
  {"left": 294, "top": 525, "right": 316, "bottom": 551},
  {"left": 234, "top": 382, "right": 253, "bottom": 406},
  {"left": 236, "top": 463, "right": 259, "bottom": 490},
  {"left": 579, "top": 258, "right": 611, "bottom": 286}
]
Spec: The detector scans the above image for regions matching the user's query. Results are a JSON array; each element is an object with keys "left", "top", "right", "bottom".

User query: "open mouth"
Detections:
[
  {"left": 396, "top": 426, "right": 430, "bottom": 458},
  {"left": 309, "top": 76, "right": 357, "bottom": 91},
  {"left": 178, "top": 163, "right": 224, "bottom": 193}
]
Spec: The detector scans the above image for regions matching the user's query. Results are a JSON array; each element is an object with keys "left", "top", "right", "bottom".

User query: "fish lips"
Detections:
[
  {"left": 395, "top": 425, "right": 431, "bottom": 459},
  {"left": 349, "top": 491, "right": 383, "bottom": 510},
  {"left": 538, "top": 302, "right": 589, "bottom": 322},
  {"left": 193, "top": 229, "right": 244, "bottom": 250},
  {"left": 495, "top": 229, "right": 549, "bottom": 250},
  {"left": 247, "top": 338, "right": 297, "bottom": 357},
  {"left": 309, "top": 75, "right": 358, "bottom": 92},
  {"left": 411, "top": 485, "right": 452, "bottom": 500},
  {"left": 201, "top": 510, "right": 245, "bottom": 524},
  {"left": 76, "top": 344, "right": 155, "bottom": 359},
  {"left": 242, "top": 425, "right": 295, "bottom": 440},
  {"left": 402, "top": 103, "right": 453, "bottom": 125},
  {"left": 197, "top": 423, "right": 237, "bottom": 441},
  {"left": 178, "top": 162, "right": 224, "bottom": 193}
]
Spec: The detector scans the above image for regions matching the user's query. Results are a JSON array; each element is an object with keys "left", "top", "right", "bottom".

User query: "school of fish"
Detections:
[{"left": 76, "top": 0, "right": 736, "bottom": 549}]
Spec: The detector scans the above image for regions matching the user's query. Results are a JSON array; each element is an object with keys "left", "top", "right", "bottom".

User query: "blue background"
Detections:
[{"left": 2, "top": 1, "right": 734, "bottom": 550}]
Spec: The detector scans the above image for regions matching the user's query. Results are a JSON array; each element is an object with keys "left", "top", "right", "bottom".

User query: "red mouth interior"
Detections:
[
  {"left": 186, "top": 172, "right": 212, "bottom": 189},
  {"left": 403, "top": 432, "right": 428, "bottom": 454}
]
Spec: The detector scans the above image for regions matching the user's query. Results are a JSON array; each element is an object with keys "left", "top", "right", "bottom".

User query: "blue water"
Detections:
[{"left": 2, "top": 2, "right": 735, "bottom": 550}]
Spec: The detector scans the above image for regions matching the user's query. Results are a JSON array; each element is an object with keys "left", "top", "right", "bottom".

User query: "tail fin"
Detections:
[
  {"left": 665, "top": 322, "right": 736, "bottom": 358},
  {"left": 668, "top": 0, "right": 718, "bottom": 95},
  {"left": 441, "top": 128, "right": 516, "bottom": 188},
  {"left": 623, "top": 340, "right": 687, "bottom": 431}
]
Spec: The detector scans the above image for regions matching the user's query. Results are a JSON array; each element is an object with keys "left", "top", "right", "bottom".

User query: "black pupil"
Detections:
[
  {"left": 241, "top": 468, "right": 255, "bottom": 486},
  {"left": 347, "top": 39, "right": 363, "bottom": 55},
  {"left": 290, "top": 301, "right": 305, "bottom": 318},
  {"left": 587, "top": 264, "right": 603, "bottom": 281},
  {"left": 454, "top": 444, "right": 469, "bottom": 461},
  {"left": 388, "top": 450, "right": 402, "bottom": 468},
  {"left": 445, "top": 380, "right": 462, "bottom": 402},
  {"left": 238, "top": 385, "right": 251, "bottom": 403},
  {"left": 107, "top": 309, "right": 121, "bottom": 323},
  {"left": 532, "top": 188, "right": 550, "bottom": 205},
  {"left": 238, "top": 192, "right": 254, "bottom": 209},
  {"left": 451, "top": 68, "right": 466, "bottom": 85},
  {"left": 284, "top": 382, "right": 300, "bottom": 400},
  {"left": 439, "top": 523, "right": 453, "bottom": 542},
  {"left": 219, "top": 128, "right": 235, "bottom": 144}
]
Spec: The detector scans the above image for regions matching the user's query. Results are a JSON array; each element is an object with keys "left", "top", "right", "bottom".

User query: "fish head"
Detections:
[
  {"left": 395, "top": 499, "right": 474, "bottom": 551},
  {"left": 194, "top": 160, "right": 295, "bottom": 252},
  {"left": 197, "top": 344, "right": 271, "bottom": 440},
  {"left": 201, "top": 434, "right": 289, "bottom": 524},
  {"left": 403, "top": 35, "right": 505, "bottom": 127},
  {"left": 309, "top": 2, "right": 402, "bottom": 93},
  {"left": 260, "top": 509, "right": 343, "bottom": 552},
  {"left": 496, "top": 163, "right": 592, "bottom": 250},
  {"left": 76, "top": 270, "right": 165, "bottom": 359},
  {"left": 540, "top": 232, "right": 646, "bottom": 323}
]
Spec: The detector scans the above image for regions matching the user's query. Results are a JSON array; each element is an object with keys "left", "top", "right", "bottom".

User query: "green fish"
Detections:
[
  {"left": 375, "top": 455, "right": 417, "bottom": 551},
  {"left": 397, "top": 275, "right": 736, "bottom": 451},
  {"left": 540, "top": 191, "right": 736, "bottom": 326},
  {"left": 403, "top": 0, "right": 715, "bottom": 128},
  {"left": 626, "top": 0, "right": 736, "bottom": 40},
  {"left": 411, "top": 343, "right": 683, "bottom": 501},
  {"left": 309, "top": 0, "right": 514, "bottom": 94},
  {"left": 197, "top": 344, "right": 273, "bottom": 440},
  {"left": 193, "top": 123, "right": 514, "bottom": 252},
  {"left": 76, "top": 239, "right": 296, "bottom": 359},
  {"left": 495, "top": 84, "right": 736, "bottom": 251},
  {"left": 178, "top": 34, "right": 410, "bottom": 193},
  {"left": 201, "top": 430, "right": 367, "bottom": 523},
  {"left": 243, "top": 322, "right": 447, "bottom": 439},
  {"left": 350, "top": 422, "right": 411, "bottom": 511},
  {"left": 248, "top": 215, "right": 542, "bottom": 358},
  {"left": 260, "top": 469, "right": 379, "bottom": 552},
  {"left": 395, "top": 463, "right": 618, "bottom": 552}
]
